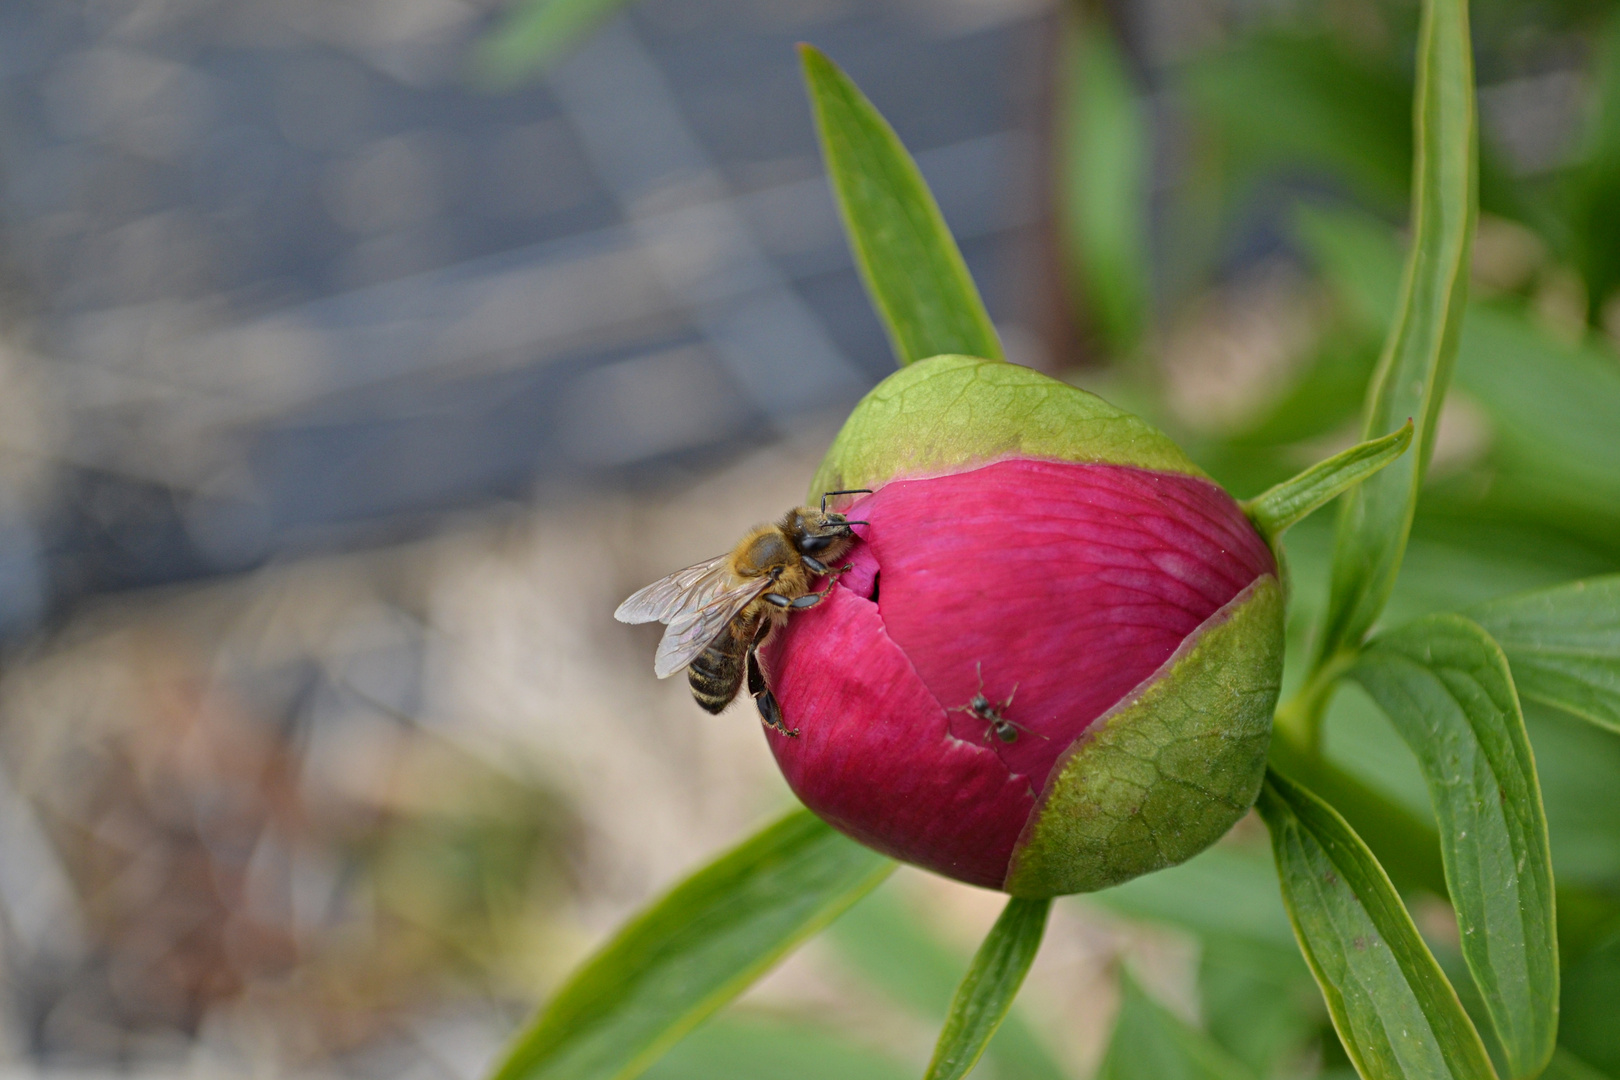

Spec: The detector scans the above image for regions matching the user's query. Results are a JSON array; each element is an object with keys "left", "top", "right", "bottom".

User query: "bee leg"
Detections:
[
  {"left": 802, "top": 555, "right": 830, "bottom": 575},
  {"left": 787, "top": 591, "right": 828, "bottom": 610},
  {"left": 756, "top": 687, "right": 794, "bottom": 737},
  {"left": 747, "top": 644, "right": 797, "bottom": 737}
]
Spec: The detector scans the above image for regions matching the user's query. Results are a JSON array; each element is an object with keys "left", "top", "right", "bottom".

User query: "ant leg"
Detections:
[{"left": 747, "top": 645, "right": 797, "bottom": 737}]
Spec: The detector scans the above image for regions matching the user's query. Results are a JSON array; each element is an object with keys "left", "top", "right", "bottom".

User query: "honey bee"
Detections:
[
  {"left": 615, "top": 490, "right": 870, "bottom": 736},
  {"left": 950, "top": 664, "right": 1041, "bottom": 744}
]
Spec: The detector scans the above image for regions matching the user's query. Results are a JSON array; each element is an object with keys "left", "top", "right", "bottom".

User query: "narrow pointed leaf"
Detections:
[
  {"left": 1245, "top": 420, "right": 1413, "bottom": 542},
  {"left": 923, "top": 896, "right": 1051, "bottom": 1080},
  {"left": 1315, "top": 0, "right": 1476, "bottom": 664},
  {"left": 1351, "top": 615, "right": 1557, "bottom": 1079},
  {"left": 488, "top": 811, "right": 895, "bottom": 1080},
  {"left": 1096, "top": 975, "right": 1258, "bottom": 1080},
  {"left": 800, "top": 45, "right": 1002, "bottom": 367},
  {"left": 1468, "top": 576, "right": 1620, "bottom": 735},
  {"left": 1256, "top": 769, "right": 1497, "bottom": 1080}
]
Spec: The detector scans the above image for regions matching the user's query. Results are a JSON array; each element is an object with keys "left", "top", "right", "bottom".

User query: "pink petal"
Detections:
[{"left": 764, "top": 458, "right": 1275, "bottom": 887}]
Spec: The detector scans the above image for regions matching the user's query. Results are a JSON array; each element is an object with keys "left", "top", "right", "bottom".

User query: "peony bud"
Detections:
[{"left": 762, "top": 355, "right": 1285, "bottom": 897}]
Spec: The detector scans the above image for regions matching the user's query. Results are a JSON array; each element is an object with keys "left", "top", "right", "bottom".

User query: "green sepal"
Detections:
[
  {"left": 1243, "top": 420, "right": 1414, "bottom": 544},
  {"left": 1004, "top": 575, "right": 1285, "bottom": 897},
  {"left": 810, "top": 354, "right": 1203, "bottom": 499}
]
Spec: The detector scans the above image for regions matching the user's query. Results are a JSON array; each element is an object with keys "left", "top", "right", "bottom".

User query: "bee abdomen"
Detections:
[{"left": 688, "top": 638, "right": 746, "bottom": 714}]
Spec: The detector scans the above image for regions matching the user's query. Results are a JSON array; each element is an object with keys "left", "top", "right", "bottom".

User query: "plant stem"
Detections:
[{"left": 1274, "top": 650, "right": 1357, "bottom": 758}]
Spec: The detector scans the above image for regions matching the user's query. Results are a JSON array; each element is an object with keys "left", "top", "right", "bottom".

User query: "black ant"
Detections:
[{"left": 950, "top": 663, "right": 1043, "bottom": 744}]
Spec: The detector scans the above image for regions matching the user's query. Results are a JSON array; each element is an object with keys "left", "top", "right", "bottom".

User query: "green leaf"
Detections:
[
  {"left": 1059, "top": 14, "right": 1151, "bottom": 354},
  {"left": 1468, "top": 576, "right": 1620, "bottom": 735},
  {"left": 1244, "top": 420, "right": 1414, "bottom": 542},
  {"left": 827, "top": 888, "right": 1068, "bottom": 1080},
  {"left": 1314, "top": 0, "right": 1477, "bottom": 666},
  {"left": 488, "top": 810, "right": 895, "bottom": 1080},
  {"left": 1096, "top": 974, "right": 1257, "bottom": 1080},
  {"left": 1350, "top": 615, "right": 1557, "bottom": 1080},
  {"left": 475, "top": 0, "right": 629, "bottom": 84},
  {"left": 1255, "top": 769, "right": 1498, "bottom": 1080},
  {"left": 923, "top": 897, "right": 1052, "bottom": 1080},
  {"left": 799, "top": 46, "right": 1002, "bottom": 367}
]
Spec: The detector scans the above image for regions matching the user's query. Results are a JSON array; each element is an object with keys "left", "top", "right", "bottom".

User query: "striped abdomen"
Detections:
[{"left": 687, "top": 616, "right": 756, "bottom": 713}]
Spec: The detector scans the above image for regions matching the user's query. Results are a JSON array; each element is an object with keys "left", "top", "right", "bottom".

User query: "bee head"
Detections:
[{"left": 789, "top": 507, "right": 858, "bottom": 555}]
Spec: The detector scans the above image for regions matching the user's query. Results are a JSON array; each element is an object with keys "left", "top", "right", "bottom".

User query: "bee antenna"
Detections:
[{"left": 820, "top": 488, "right": 874, "bottom": 514}]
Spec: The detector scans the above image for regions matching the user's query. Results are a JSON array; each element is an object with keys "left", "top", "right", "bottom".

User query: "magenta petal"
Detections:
[
  {"left": 761, "top": 585, "right": 1035, "bottom": 889},
  {"left": 765, "top": 458, "right": 1276, "bottom": 889},
  {"left": 858, "top": 459, "right": 1273, "bottom": 787}
]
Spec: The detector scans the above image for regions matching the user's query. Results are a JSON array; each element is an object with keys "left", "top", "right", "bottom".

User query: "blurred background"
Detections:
[{"left": 0, "top": 0, "right": 1617, "bottom": 1077}]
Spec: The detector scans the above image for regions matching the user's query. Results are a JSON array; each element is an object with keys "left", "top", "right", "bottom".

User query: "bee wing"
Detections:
[
  {"left": 653, "top": 578, "right": 772, "bottom": 678},
  {"left": 615, "top": 554, "right": 736, "bottom": 625}
]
